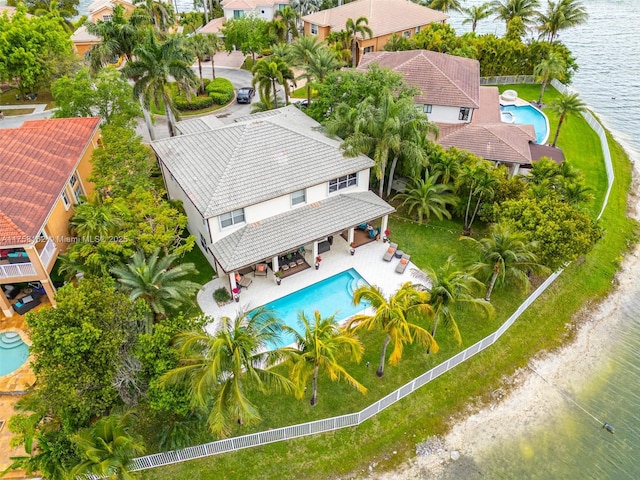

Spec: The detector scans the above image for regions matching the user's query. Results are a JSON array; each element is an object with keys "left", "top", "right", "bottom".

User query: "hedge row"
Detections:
[{"left": 170, "top": 78, "right": 235, "bottom": 111}]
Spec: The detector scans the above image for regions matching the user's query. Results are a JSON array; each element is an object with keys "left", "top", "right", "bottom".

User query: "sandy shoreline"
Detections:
[{"left": 372, "top": 170, "right": 640, "bottom": 479}]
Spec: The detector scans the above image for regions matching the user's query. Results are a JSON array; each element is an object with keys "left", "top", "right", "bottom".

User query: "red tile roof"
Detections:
[
  {"left": 0, "top": 117, "right": 100, "bottom": 247},
  {"left": 358, "top": 50, "right": 480, "bottom": 108}
]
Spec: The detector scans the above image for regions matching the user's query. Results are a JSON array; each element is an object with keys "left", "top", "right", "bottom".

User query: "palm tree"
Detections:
[
  {"left": 125, "top": 30, "right": 197, "bottom": 137},
  {"left": 68, "top": 193, "right": 122, "bottom": 240},
  {"left": 428, "top": 145, "right": 461, "bottom": 185},
  {"left": 188, "top": 33, "right": 222, "bottom": 92},
  {"left": 491, "top": 0, "right": 541, "bottom": 28},
  {"left": 536, "top": 0, "right": 588, "bottom": 43},
  {"left": 273, "top": 6, "right": 299, "bottom": 43},
  {"left": 412, "top": 256, "right": 493, "bottom": 349},
  {"left": 345, "top": 16, "right": 373, "bottom": 67},
  {"left": 326, "top": 30, "right": 352, "bottom": 65},
  {"left": 533, "top": 51, "right": 566, "bottom": 105},
  {"left": 252, "top": 57, "right": 293, "bottom": 109},
  {"left": 549, "top": 92, "right": 587, "bottom": 147},
  {"left": 132, "top": 0, "right": 175, "bottom": 32},
  {"left": 72, "top": 415, "right": 145, "bottom": 480},
  {"left": 282, "top": 310, "right": 366, "bottom": 406},
  {"left": 462, "top": 2, "right": 493, "bottom": 33},
  {"left": 394, "top": 170, "right": 458, "bottom": 223},
  {"left": 307, "top": 47, "right": 343, "bottom": 85},
  {"left": 110, "top": 249, "right": 201, "bottom": 324},
  {"left": 86, "top": 5, "right": 143, "bottom": 71},
  {"left": 290, "top": 0, "right": 321, "bottom": 18},
  {"left": 461, "top": 223, "right": 548, "bottom": 301},
  {"left": 429, "top": 0, "right": 464, "bottom": 13},
  {"left": 160, "top": 310, "right": 294, "bottom": 436},
  {"left": 347, "top": 283, "right": 436, "bottom": 377},
  {"left": 289, "top": 36, "right": 322, "bottom": 105},
  {"left": 457, "top": 161, "right": 498, "bottom": 235},
  {"left": 562, "top": 180, "right": 594, "bottom": 205}
]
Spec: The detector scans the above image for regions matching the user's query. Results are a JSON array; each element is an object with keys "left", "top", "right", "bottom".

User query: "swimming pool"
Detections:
[
  {"left": 253, "top": 269, "right": 369, "bottom": 349},
  {"left": 500, "top": 104, "right": 549, "bottom": 144},
  {"left": 0, "top": 331, "right": 29, "bottom": 376}
]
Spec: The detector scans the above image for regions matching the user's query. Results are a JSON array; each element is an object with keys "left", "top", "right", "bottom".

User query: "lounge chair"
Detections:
[
  {"left": 238, "top": 276, "right": 252, "bottom": 288},
  {"left": 281, "top": 264, "right": 290, "bottom": 271},
  {"left": 296, "top": 258, "right": 305, "bottom": 266},
  {"left": 396, "top": 254, "right": 411, "bottom": 273},
  {"left": 383, "top": 243, "right": 398, "bottom": 261},
  {"left": 289, "top": 261, "right": 297, "bottom": 269},
  {"left": 254, "top": 263, "right": 268, "bottom": 276}
]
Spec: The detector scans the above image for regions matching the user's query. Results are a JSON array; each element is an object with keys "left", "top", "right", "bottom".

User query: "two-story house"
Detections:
[
  {"left": 0, "top": 117, "right": 102, "bottom": 317},
  {"left": 151, "top": 106, "right": 394, "bottom": 292},
  {"left": 199, "top": 0, "right": 289, "bottom": 36},
  {"left": 358, "top": 50, "right": 563, "bottom": 175},
  {"left": 301, "top": 0, "right": 448, "bottom": 66}
]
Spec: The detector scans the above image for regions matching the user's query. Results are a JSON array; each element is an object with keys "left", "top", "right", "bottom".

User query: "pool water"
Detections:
[
  {"left": 0, "top": 332, "right": 29, "bottom": 376},
  {"left": 500, "top": 104, "right": 549, "bottom": 144},
  {"left": 253, "top": 269, "right": 369, "bottom": 349}
]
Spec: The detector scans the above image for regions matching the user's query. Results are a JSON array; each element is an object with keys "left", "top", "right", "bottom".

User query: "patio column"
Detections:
[
  {"left": 272, "top": 256, "right": 279, "bottom": 273},
  {"left": 347, "top": 228, "right": 354, "bottom": 247},
  {"left": 512, "top": 164, "right": 520, "bottom": 176},
  {"left": 381, "top": 215, "right": 389, "bottom": 237},
  {"left": 0, "top": 290, "right": 14, "bottom": 317},
  {"left": 228, "top": 272, "right": 237, "bottom": 291},
  {"left": 312, "top": 242, "right": 318, "bottom": 261},
  {"left": 24, "top": 245, "right": 56, "bottom": 307}
]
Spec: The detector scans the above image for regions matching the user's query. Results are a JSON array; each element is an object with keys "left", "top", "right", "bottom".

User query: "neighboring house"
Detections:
[
  {"left": 0, "top": 117, "right": 102, "bottom": 317},
  {"left": 358, "top": 50, "right": 564, "bottom": 175},
  {"left": 199, "top": 0, "right": 289, "bottom": 35},
  {"left": 71, "top": 0, "right": 136, "bottom": 56},
  {"left": 152, "top": 106, "right": 394, "bottom": 292},
  {"left": 301, "top": 0, "right": 447, "bottom": 66}
]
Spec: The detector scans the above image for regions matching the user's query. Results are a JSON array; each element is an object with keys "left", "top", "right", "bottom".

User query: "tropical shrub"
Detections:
[
  {"left": 173, "top": 94, "right": 215, "bottom": 110},
  {"left": 206, "top": 77, "right": 234, "bottom": 104},
  {"left": 213, "top": 287, "right": 231, "bottom": 303}
]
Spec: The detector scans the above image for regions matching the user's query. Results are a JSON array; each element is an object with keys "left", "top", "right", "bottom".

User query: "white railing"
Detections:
[
  {"left": 0, "top": 262, "right": 36, "bottom": 279},
  {"left": 480, "top": 75, "right": 536, "bottom": 85},
  {"left": 39, "top": 237, "right": 57, "bottom": 270},
  {"left": 83, "top": 81, "right": 616, "bottom": 478}
]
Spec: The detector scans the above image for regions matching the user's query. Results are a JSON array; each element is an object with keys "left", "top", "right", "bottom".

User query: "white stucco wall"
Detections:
[
  {"left": 424, "top": 104, "right": 474, "bottom": 124},
  {"left": 223, "top": 6, "right": 280, "bottom": 21}
]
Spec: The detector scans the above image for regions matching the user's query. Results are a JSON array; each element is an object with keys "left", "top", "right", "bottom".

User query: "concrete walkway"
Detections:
[{"left": 0, "top": 103, "right": 48, "bottom": 114}]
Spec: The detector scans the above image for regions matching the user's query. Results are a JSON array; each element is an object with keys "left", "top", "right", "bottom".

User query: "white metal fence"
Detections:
[{"left": 86, "top": 80, "right": 616, "bottom": 477}]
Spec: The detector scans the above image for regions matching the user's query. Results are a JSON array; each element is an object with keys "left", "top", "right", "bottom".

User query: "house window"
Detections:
[
  {"left": 102, "top": 14, "right": 112, "bottom": 21},
  {"left": 200, "top": 233, "right": 207, "bottom": 249},
  {"left": 415, "top": 26, "right": 421, "bottom": 34},
  {"left": 70, "top": 174, "right": 78, "bottom": 187},
  {"left": 233, "top": 10, "right": 244, "bottom": 18},
  {"left": 423, "top": 104, "right": 432, "bottom": 114},
  {"left": 220, "top": 208, "right": 245, "bottom": 228},
  {"left": 310, "top": 24, "right": 318, "bottom": 35},
  {"left": 329, "top": 173, "right": 357, "bottom": 193},
  {"left": 403, "top": 30, "right": 411, "bottom": 38},
  {"left": 459, "top": 107, "right": 471, "bottom": 121},
  {"left": 291, "top": 189, "right": 306, "bottom": 206},
  {"left": 363, "top": 46, "right": 374, "bottom": 53},
  {"left": 73, "top": 184, "right": 85, "bottom": 203},
  {"left": 61, "top": 190, "right": 71, "bottom": 210}
]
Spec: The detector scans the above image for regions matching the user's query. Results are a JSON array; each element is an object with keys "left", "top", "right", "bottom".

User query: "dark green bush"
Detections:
[
  {"left": 206, "top": 78, "right": 234, "bottom": 104},
  {"left": 213, "top": 287, "right": 230, "bottom": 303},
  {"left": 209, "top": 91, "right": 233, "bottom": 105},
  {"left": 173, "top": 95, "right": 215, "bottom": 111}
]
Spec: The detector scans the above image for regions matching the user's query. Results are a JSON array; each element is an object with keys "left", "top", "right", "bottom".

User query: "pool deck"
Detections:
[{"left": 198, "top": 234, "right": 429, "bottom": 333}]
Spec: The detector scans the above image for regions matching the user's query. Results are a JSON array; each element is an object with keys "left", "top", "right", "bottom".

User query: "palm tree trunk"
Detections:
[
  {"left": 463, "top": 184, "right": 475, "bottom": 234},
  {"left": 310, "top": 365, "right": 319, "bottom": 406},
  {"left": 163, "top": 92, "right": 176, "bottom": 137},
  {"left": 198, "top": 59, "right": 204, "bottom": 94},
  {"left": 306, "top": 84, "right": 311, "bottom": 107},
  {"left": 468, "top": 194, "right": 483, "bottom": 231},
  {"left": 426, "top": 319, "right": 439, "bottom": 354},
  {"left": 552, "top": 115, "right": 565, "bottom": 147},
  {"left": 485, "top": 265, "right": 500, "bottom": 301},
  {"left": 377, "top": 334, "right": 390, "bottom": 377},
  {"left": 203, "top": 0, "right": 209, "bottom": 24},
  {"left": 351, "top": 40, "right": 357, "bottom": 68},
  {"left": 139, "top": 95, "right": 156, "bottom": 141},
  {"left": 538, "top": 79, "right": 547, "bottom": 105},
  {"left": 378, "top": 163, "right": 386, "bottom": 198},
  {"left": 272, "top": 79, "right": 278, "bottom": 109},
  {"left": 386, "top": 154, "right": 400, "bottom": 197}
]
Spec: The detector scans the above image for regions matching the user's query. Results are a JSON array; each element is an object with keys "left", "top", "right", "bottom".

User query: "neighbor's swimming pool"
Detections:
[
  {"left": 500, "top": 104, "right": 549, "bottom": 144},
  {"left": 253, "top": 269, "right": 369, "bottom": 349},
  {"left": 0, "top": 331, "right": 29, "bottom": 376}
]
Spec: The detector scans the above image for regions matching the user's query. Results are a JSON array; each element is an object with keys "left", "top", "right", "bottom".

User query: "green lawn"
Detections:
[
  {"left": 140, "top": 85, "right": 638, "bottom": 479},
  {"left": 174, "top": 244, "right": 216, "bottom": 317},
  {"left": 0, "top": 86, "right": 55, "bottom": 110}
]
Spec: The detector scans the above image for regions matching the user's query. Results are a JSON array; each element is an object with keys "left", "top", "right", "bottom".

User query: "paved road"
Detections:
[{"left": 135, "top": 65, "right": 254, "bottom": 142}]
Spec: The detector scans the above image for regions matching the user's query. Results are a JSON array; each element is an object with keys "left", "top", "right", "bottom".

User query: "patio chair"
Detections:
[
  {"left": 289, "top": 261, "right": 297, "bottom": 269},
  {"left": 254, "top": 263, "right": 268, "bottom": 277},
  {"left": 383, "top": 243, "right": 398, "bottom": 261},
  {"left": 281, "top": 264, "right": 290, "bottom": 271},
  {"left": 239, "top": 276, "right": 252, "bottom": 288},
  {"left": 395, "top": 254, "right": 411, "bottom": 274}
]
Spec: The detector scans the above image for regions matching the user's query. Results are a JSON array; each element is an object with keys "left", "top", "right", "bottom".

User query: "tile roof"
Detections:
[
  {"left": 357, "top": 50, "right": 480, "bottom": 108},
  {"left": 71, "top": 25, "right": 101, "bottom": 43},
  {"left": 0, "top": 117, "right": 101, "bottom": 247},
  {"left": 152, "top": 106, "right": 374, "bottom": 218},
  {"left": 438, "top": 123, "right": 536, "bottom": 165},
  {"left": 87, "top": 0, "right": 133, "bottom": 13},
  {"left": 529, "top": 143, "right": 565, "bottom": 164},
  {"left": 302, "top": 0, "right": 448, "bottom": 38},
  {"left": 198, "top": 17, "right": 226, "bottom": 35},
  {"left": 210, "top": 191, "right": 394, "bottom": 272},
  {"left": 472, "top": 86, "right": 501, "bottom": 123},
  {"left": 175, "top": 115, "right": 225, "bottom": 135},
  {"left": 221, "top": 0, "right": 289, "bottom": 9}
]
